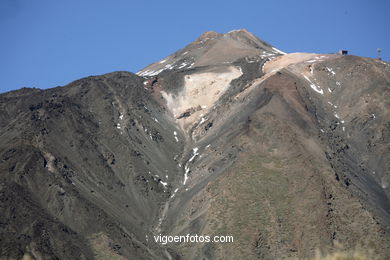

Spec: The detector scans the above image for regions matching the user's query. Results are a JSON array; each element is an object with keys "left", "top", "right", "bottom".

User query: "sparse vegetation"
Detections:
[{"left": 89, "top": 233, "right": 126, "bottom": 260}]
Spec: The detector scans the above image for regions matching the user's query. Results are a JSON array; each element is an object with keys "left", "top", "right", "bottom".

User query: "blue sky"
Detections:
[{"left": 0, "top": 0, "right": 389, "bottom": 93}]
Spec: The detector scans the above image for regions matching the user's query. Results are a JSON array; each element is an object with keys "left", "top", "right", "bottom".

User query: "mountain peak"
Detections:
[
  {"left": 227, "top": 28, "right": 251, "bottom": 34},
  {"left": 136, "top": 30, "right": 284, "bottom": 76},
  {"left": 196, "top": 31, "right": 222, "bottom": 42},
  {"left": 195, "top": 29, "right": 255, "bottom": 42}
]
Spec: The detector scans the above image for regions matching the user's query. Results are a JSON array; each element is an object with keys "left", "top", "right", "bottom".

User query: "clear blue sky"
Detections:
[{"left": 0, "top": 0, "right": 389, "bottom": 93}]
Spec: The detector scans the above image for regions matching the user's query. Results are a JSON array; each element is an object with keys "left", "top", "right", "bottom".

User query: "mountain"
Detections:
[{"left": 1, "top": 29, "right": 389, "bottom": 259}]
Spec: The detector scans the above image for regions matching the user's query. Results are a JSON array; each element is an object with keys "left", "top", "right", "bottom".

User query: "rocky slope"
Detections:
[{"left": 0, "top": 29, "right": 389, "bottom": 259}]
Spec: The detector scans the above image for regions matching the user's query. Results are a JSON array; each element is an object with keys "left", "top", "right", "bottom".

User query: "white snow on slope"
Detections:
[
  {"left": 170, "top": 188, "right": 179, "bottom": 198},
  {"left": 272, "top": 47, "right": 287, "bottom": 55},
  {"left": 183, "top": 166, "right": 190, "bottom": 185},
  {"left": 303, "top": 75, "right": 324, "bottom": 94},
  {"left": 188, "top": 147, "right": 199, "bottom": 162},
  {"left": 173, "top": 131, "right": 179, "bottom": 142},
  {"left": 326, "top": 67, "right": 336, "bottom": 75}
]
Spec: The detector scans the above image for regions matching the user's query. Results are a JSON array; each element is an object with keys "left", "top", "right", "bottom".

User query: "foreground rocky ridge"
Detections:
[{"left": 0, "top": 30, "right": 389, "bottom": 259}]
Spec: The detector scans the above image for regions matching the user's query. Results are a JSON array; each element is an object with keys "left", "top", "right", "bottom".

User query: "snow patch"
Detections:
[
  {"left": 170, "top": 188, "right": 179, "bottom": 198},
  {"left": 188, "top": 147, "right": 199, "bottom": 162},
  {"left": 272, "top": 47, "right": 287, "bottom": 55},
  {"left": 326, "top": 67, "right": 336, "bottom": 75},
  {"left": 183, "top": 166, "right": 190, "bottom": 185},
  {"left": 138, "top": 68, "right": 166, "bottom": 77},
  {"left": 327, "top": 101, "right": 338, "bottom": 108},
  {"left": 177, "top": 62, "right": 188, "bottom": 69},
  {"left": 164, "top": 63, "right": 174, "bottom": 70},
  {"left": 173, "top": 131, "right": 179, "bottom": 142},
  {"left": 260, "top": 53, "right": 276, "bottom": 58},
  {"left": 303, "top": 75, "right": 323, "bottom": 94}
]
